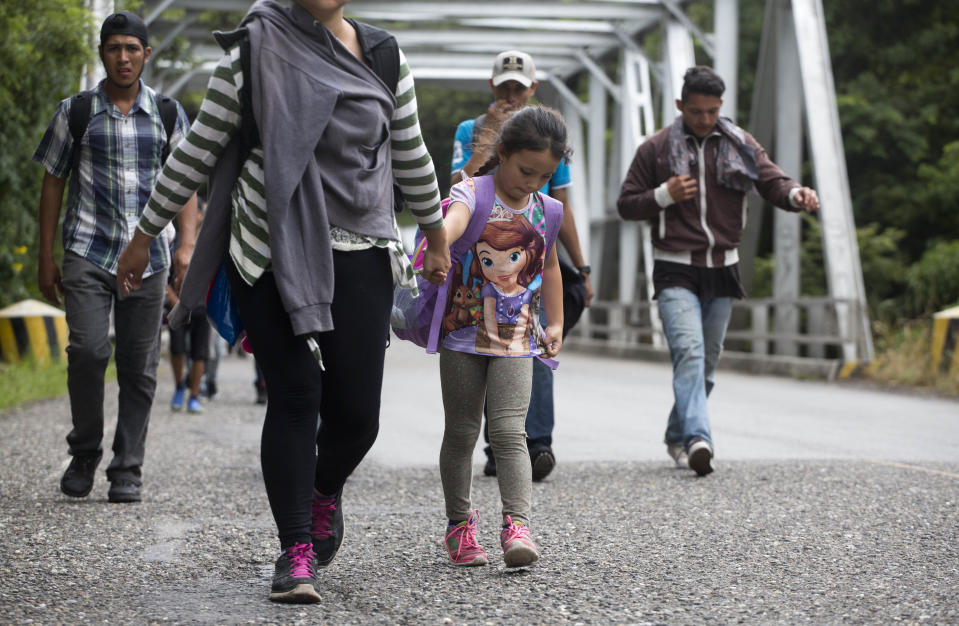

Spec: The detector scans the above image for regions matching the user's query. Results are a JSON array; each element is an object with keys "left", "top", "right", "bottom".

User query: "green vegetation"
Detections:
[
  {"left": 0, "top": 0, "right": 92, "bottom": 307},
  {"left": 0, "top": 358, "right": 117, "bottom": 411}
]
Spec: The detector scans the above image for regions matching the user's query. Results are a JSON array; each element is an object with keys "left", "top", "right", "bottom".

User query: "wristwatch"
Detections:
[{"left": 577, "top": 265, "right": 591, "bottom": 277}]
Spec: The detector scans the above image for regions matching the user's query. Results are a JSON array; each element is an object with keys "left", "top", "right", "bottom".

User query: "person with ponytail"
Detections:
[{"left": 438, "top": 105, "right": 568, "bottom": 568}]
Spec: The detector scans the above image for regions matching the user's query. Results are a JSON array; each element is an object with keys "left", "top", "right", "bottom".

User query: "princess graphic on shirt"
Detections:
[{"left": 471, "top": 214, "right": 545, "bottom": 356}]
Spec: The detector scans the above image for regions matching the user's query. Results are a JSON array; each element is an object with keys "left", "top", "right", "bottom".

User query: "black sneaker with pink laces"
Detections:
[
  {"left": 311, "top": 489, "right": 344, "bottom": 567},
  {"left": 269, "top": 542, "right": 320, "bottom": 603}
]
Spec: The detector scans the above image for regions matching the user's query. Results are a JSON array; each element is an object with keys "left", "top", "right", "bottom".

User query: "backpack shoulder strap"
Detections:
[
  {"left": 426, "top": 176, "right": 496, "bottom": 353},
  {"left": 156, "top": 94, "right": 179, "bottom": 162},
  {"left": 68, "top": 90, "right": 94, "bottom": 173},
  {"left": 353, "top": 20, "right": 400, "bottom": 94},
  {"left": 449, "top": 176, "right": 495, "bottom": 259},
  {"left": 539, "top": 192, "right": 564, "bottom": 259},
  {"left": 370, "top": 36, "right": 400, "bottom": 94}
]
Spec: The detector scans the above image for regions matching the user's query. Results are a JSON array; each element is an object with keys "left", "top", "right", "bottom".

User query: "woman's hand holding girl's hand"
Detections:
[
  {"left": 543, "top": 324, "right": 563, "bottom": 358},
  {"left": 422, "top": 226, "right": 451, "bottom": 285}
]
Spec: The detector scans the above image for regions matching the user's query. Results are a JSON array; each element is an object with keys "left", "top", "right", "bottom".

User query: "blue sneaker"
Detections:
[
  {"left": 187, "top": 396, "right": 204, "bottom": 414},
  {"left": 170, "top": 387, "right": 185, "bottom": 411}
]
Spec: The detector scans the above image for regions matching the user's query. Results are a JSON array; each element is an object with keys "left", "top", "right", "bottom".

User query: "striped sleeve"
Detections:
[
  {"left": 138, "top": 47, "right": 244, "bottom": 237},
  {"left": 391, "top": 49, "right": 443, "bottom": 230}
]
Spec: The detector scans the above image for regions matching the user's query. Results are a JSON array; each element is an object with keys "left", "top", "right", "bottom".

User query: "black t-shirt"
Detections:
[{"left": 652, "top": 260, "right": 746, "bottom": 300}]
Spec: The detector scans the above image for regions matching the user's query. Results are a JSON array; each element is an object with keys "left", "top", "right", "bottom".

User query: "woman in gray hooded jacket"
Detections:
[{"left": 117, "top": 0, "right": 450, "bottom": 603}]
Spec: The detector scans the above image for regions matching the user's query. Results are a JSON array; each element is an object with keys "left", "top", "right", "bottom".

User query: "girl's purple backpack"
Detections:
[{"left": 391, "top": 177, "right": 496, "bottom": 352}]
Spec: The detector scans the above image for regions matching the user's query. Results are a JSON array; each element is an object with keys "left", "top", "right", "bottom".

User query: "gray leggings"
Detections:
[{"left": 439, "top": 349, "right": 533, "bottom": 525}]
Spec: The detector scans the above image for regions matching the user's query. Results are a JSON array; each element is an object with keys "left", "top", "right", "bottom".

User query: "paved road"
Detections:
[{"left": 1, "top": 340, "right": 957, "bottom": 624}]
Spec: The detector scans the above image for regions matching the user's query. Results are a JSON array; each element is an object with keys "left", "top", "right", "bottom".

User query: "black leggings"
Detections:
[{"left": 227, "top": 248, "right": 392, "bottom": 548}]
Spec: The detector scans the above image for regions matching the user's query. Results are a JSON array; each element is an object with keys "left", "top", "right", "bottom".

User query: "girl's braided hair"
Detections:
[{"left": 474, "top": 105, "right": 573, "bottom": 177}]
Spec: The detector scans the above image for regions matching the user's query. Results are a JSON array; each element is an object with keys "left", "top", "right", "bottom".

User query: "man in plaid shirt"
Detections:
[{"left": 33, "top": 11, "right": 197, "bottom": 503}]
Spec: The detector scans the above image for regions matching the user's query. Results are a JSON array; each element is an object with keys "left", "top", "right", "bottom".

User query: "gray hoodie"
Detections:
[{"left": 170, "top": 0, "right": 396, "bottom": 336}]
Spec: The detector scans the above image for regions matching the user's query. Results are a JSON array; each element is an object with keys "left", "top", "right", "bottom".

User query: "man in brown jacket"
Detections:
[{"left": 617, "top": 66, "right": 819, "bottom": 476}]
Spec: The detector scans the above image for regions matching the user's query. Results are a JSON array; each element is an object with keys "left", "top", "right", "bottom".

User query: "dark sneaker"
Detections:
[
  {"left": 687, "top": 439, "right": 714, "bottom": 476},
  {"left": 60, "top": 452, "right": 102, "bottom": 498},
  {"left": 269, "top": 542, "right": 320, "bottom": 603},
  {"left": 530, "top": 445, "right": 555, "bottom": 482},
  {"left": 483, "top": 447, "right": 497, "bottom": 477},
  {"left": 311, "top": 490, "right": 344, "bottom": 568},
  {"left": 108, "top": 479, "right": 141, "bottom": 503}
]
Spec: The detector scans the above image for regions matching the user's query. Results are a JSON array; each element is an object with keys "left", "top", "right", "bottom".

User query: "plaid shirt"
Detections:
[{"left": 32, "top": 80, "right": 189, "bottom": 277}]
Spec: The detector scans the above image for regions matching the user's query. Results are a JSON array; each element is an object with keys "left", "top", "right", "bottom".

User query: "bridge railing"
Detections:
[{"left": 564, "top": 296, "right": 869, "bottom": 379}]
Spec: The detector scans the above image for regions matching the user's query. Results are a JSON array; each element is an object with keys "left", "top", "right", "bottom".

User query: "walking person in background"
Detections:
[
  {"left": 165, "top": 280, "right": 209, "bottom": 414},
  {"left": 116, "top": 0, "right": 447, "bottom": 603},
  {"left": 451, "top": 50, "right": 593, "bottom": 482},
  {"left": 439, "top": 106, "right": 567, "bottom": 568},
  {"left": 33, "top": 11, "right": 196, "bottom": 503},
  {"left": 617, "top": 66, "right": 819, "bottom": 476}
]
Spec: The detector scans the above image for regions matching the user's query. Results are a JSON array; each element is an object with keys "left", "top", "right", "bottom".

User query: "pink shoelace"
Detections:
[
  {"left": 502, "top": 515, "right": 532, "bottom": 543},
  {"left": 445, "top": 512, "right": 482, "bottom": 558},
  {"left": 287, "top": 542, "right": 315, "bottom": 578},
  {"left": 311, "top": 495, "right": 337, "bottom": 540}
]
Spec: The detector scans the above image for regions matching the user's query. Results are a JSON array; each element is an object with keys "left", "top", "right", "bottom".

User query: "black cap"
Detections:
[{"left": 100, "top": 11, "right": 149, "bottom": 48}]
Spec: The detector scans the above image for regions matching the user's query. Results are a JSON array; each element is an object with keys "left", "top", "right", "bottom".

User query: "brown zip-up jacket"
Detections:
[{"left": 617, "top": 120, "right": 800, "bottom": 268}]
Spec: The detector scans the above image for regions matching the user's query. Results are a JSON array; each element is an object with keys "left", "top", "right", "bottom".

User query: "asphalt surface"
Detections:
[{"left": 1, "top": 340, "right": 957, "bottom": 625}]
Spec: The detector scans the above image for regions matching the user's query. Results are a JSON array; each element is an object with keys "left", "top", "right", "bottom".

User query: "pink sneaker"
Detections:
[
  {"left": 501, "top": 515, "right": 539, "bottom": 568},
  {"left": 442, "top": 509, "right": 488, "bottom": 566}
]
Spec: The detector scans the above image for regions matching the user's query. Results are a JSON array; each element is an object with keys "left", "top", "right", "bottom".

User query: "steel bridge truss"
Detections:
[{"left": 98, "top": 0, "right": 872, "bottom": 367}]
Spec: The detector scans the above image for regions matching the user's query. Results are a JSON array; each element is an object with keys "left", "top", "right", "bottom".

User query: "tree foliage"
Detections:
[{"left": 0, "top": 0, "right": 92, "bottom": 307}]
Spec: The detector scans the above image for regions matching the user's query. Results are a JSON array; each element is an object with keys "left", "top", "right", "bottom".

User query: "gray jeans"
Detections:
[
  {"left": 61, "top": 252, "right": 166, "bottom": 484},
  {"left": 439, "top": 349, "right": 534, "bottom": 525}
]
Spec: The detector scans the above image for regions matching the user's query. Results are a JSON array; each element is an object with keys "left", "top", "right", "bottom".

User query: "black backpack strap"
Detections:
[
  {"left": 369, "top": 36, "right": 400, "bottom": 94},
  {"left": 362, "top": 28, "right": 403, "bottom": 212},
  {"left": 156, "top": 94, "right": 179, "bottom": 162},
  {"left": 68, "top": 90, "right": 94, "bottom": 174}
]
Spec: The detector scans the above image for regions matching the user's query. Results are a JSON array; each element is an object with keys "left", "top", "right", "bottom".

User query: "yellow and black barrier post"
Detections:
[
  {"left": 0, "top": 299, "right": 68, "bottom": 366},
  {"left": 931, "top": 305, "right": 959, "bottom": 376}
]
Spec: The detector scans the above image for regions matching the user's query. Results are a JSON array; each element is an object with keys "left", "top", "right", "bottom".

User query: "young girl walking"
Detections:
[{"left": 437, "top": 106, "right": 569, "bottom": 567}]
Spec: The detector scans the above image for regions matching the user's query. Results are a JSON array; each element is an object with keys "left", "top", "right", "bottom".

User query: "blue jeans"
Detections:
[{"left": 657, "top": 287, "right": 732, "bottom": 450}]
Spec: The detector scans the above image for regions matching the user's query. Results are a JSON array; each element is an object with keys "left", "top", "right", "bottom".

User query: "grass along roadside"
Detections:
[
  {"left": 864, "top": 321, "right": 959, "bottom": 398},
  {"left": 0, "top": 358, "right": 117, "bottom": 411}
]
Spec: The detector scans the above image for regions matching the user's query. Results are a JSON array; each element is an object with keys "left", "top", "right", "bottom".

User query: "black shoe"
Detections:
[
  {"left": 108, "top": 479, "right": 141, "bottom": 503},
  {"left": 311, "top": 489, "right": 344, "bottom": 567},
  {"left": 60, "top": 452, "right": 102, "bottom": 498},
  {"left": 255, "top": 382, "right": 267, "bottom": 405},
  {"left": 269, "top": 543, "right": 320, "bottom": 603},
  {"left": 530, "top": 446, "right": 556, "bottom": 482},
  {"left": 483, "top": 449, "right": 497, "bottom": 477},
  {"left": 204, "top": 380, "right": 217, "bottom": 399},
  {"left": 687, "top": 439, "right": 714, "bottom": 476}
]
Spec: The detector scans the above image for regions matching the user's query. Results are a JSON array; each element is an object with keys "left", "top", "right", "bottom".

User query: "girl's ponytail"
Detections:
[
  {"left": 474, "top": 153, "right": 501, "bottom": 177},
  {"left": 469, "top": 105, "right": 573, "bottom": 180}
]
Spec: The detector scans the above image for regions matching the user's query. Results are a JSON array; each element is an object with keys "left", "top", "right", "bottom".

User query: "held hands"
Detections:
[
  {"left": 543, "top": 324, "right": 563, "bottom": 358},
  {"left": 793, "top": 187, "right": 820, "bottom": 213},
  {"left": 667, "top": 174, "right": 698, "bottom": 203},
  {"left": 421, "top": 226, "right": 451, "bottom": 286}
]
